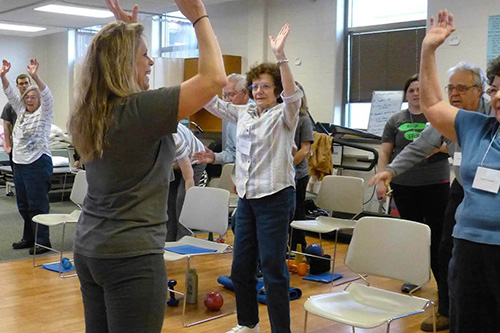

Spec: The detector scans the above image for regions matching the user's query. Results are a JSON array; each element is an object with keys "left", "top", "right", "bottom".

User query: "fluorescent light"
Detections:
[
  {"left": 34, "top": 4, "right": 114, "bottom": 18},
  {"left": 0, "top": 23, "right": 46, "bottom": 32}
]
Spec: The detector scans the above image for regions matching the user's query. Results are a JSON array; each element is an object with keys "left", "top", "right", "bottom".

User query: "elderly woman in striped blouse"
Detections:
[
  {"left": 199, "top": 24, "right": 302, "bottom": 333},
  {"left": 1, "top": 59, "right": 53, "bottom": 254}
]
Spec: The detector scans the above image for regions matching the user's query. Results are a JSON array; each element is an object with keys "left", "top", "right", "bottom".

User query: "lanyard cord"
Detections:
[{"left": 479, "top": 124, "right": 500, "bottom": 167}]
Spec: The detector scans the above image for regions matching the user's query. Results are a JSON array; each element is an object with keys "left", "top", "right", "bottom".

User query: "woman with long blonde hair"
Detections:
[{"left": 68, "top": 0, "right": 226, "bottom": 332}]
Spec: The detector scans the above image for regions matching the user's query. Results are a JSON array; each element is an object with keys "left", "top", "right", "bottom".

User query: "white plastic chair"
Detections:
[
  {"left": 32, "top": 170, "right": 87, "bottom": 278},
  {"left": 164, "top": 186, "right": 234, "bottom": 327},
  {"left": 303, "top": 216, "right": 436, "bottom": 332},
  {"left": 214, "top": 163, "right": 238, "bottom": 210},
  {"left": 290, "top": 175, "right": 365, "bottom": 283}
]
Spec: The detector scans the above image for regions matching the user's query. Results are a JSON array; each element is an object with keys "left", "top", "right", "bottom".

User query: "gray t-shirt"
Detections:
[
  {"left": 382, "top": 109, "right": 449, "bottom": 186},
  {"left": 1, "top": 103, "right": 17, "bottom": 125},
  {"left": 294, "top": 114, "right": 314, "bottom": 179},
  {"left": 385, "top": 97, "right": 492, "bottom": 185},
  {"left": 73, "top": 86, "right": 180, "bottom": 258}
]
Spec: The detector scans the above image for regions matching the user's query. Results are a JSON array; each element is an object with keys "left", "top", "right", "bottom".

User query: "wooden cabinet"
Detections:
[{"left": 184, "top": 55, "right": 242, "bottom": 132}]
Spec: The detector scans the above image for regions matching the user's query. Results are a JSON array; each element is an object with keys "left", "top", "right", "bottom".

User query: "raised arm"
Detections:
[
  {"left": 1, "top": 60, "right": 11, "bottom": 90},
  {"left": 105, "top": 0, "right": 138, "bottom": 23},
  {"left": 420, "top": 10, "right": 459, "bottom": 141},
  {"left": 176, "top": 0, "right": 227, "bottom": 120},
  {"left": 1, "top": 60, "right": 24, "bottom": 111},
  {"left": 27, "top": 59, "right": 46, "bottom": 91},
  {"left": 270, "top": 24, "right": 295, "bottom": 97}
]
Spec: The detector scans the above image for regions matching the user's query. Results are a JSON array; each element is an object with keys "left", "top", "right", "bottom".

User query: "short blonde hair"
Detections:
[{"left": 69, "top": 21, "right": 144, "bottom": 161}]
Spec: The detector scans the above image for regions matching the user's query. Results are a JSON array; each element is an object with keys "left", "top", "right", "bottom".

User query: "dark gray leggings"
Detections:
[{"left": 74, "top": 253, "right": 167, "bottom": 333}]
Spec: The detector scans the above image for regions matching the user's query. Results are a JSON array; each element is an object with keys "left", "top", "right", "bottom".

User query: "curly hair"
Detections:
[
  {"left": 246, "top": 62, "right": 283, "bottom": 99},
  {"left": 68, "top": 21, "right": 144, "bottom": 161},
  {"left": 487, "top": 56, "right": 500, "bottom": 86}
]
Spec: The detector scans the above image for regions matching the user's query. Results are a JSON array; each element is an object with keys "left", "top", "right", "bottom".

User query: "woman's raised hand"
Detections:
[
  {"left": 26, "top": 59, "right": 39, "bottom": 78},
  {"left": 423, "top": 9, "right": 455, "bottom": 51},
  {"left": 105, "top": 0, "right": 139, "bottom": 23},
  {"left": 175, "top": 0, "right": 207, "bottom": 24},
  {"left": 0, "top": 60, "right": 11, "bottom": 77},
  {"left": 269, "top": 23, "right": 290, "bottom": 60}
]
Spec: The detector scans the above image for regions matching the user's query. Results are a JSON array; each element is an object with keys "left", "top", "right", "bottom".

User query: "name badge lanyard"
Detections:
[
  {"left": 478, "top": 125, "right": 500, "bottom": 168},
  {"left": 472, "top": 124, "right": 500, "bottom": 194}
]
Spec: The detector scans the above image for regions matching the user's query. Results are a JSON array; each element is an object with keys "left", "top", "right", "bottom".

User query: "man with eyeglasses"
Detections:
[
  {"left": 194, "top": 73, "right": 251, "bottom": 165},
  {"left": 370, "top": 61, "right": 491, "bottom": 332}
]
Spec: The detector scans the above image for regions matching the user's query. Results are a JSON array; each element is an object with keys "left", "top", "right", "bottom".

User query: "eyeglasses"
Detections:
[
  {"left": 445, "top": 84, "right": 478, "bottom": 94},
  {"left": 486, "top": 87, "right": 499, "bottom": 97},
  {"left": 222, "top": 90, "right": 243, "bottom": 100},
  {"left": 249, "top": 83, "right": 274, "bottom": 91},
  {"left": 24, "top": 95, "right": 38, "bottom": 101}
]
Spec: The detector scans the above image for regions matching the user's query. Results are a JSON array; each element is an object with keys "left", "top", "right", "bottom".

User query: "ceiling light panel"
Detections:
[
  {"left": 34, "top": 4, "right": 114, "bottom": 18},
  {"left": 0, "top": 23, "right": 46, "bottom": 32}
]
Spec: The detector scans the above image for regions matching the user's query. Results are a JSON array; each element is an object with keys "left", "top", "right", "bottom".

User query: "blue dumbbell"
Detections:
[{"left": 61, "top": 257, "right": 73, "bottom": 270}]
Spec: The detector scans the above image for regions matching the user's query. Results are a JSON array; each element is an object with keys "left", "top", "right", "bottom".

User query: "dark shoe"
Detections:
[
  {"left": 29, "top": 244, "right": 52, "bottom": 255},
  {"left": 421, "top": 313, "right": 449, "bottom": 332},
  {"left": 12, "top": 239, "right": 34, "bottom": 249},
  {"left": 401, "top": 282, "right": 420, "bottom": 293}
]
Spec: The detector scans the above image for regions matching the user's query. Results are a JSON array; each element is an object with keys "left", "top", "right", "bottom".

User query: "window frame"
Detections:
[
  {"left": 342, "top": 0, "right": 427, "bottom": 128},
  {"left": 158, "top": 13, "right": 199, "bottom": 59}
]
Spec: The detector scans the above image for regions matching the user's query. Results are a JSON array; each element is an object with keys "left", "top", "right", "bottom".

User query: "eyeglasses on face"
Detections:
[
  {"left": 223, "top": 90, "right": 243, "bottom": 99},
  {"left": 249, "top": 83, "right": 274, "bottom": 91},
  {"left": 24, "top": 95, "right": 39, "bottom": 102},
  {"left": 445, "top": 84, "right": 478, "bottom": 94},
  {"left": 486, "top": 87, "right": 498, "bottom": 97}
]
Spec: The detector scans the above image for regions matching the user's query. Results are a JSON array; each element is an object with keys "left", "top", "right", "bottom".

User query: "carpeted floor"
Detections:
[{"left": 0, "top": 187, "right": 77, "bottom": 262}]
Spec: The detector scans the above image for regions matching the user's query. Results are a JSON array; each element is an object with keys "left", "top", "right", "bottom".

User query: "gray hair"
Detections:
[
  {"left": 20, "top": 85, "right": 40, "bottom": 106},
  {"left": 227, "top": 73, "right": 247, "bottom": 92},
  {"left": 447, "top": 61, "right": 486, "bottom": 92}
]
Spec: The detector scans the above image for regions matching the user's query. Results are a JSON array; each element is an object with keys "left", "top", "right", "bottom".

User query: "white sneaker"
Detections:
[{"left": 225, "top": 324, "right": 260, "bottom": 333}]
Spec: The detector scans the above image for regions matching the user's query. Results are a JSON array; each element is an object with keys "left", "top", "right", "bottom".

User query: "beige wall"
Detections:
[{"left": 428, "top": 0, "right": 499, "bottom": 92}]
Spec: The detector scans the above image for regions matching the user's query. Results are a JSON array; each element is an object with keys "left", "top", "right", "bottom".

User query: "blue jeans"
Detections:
[
  {"left": 13, "top": 154, "right": 52, "bottom": 244},
  {"left": 231, "top": 187, "right": 295, "bottom": 333},
  {"left": 448, "top": 238, "right": 500, "bottom": 333},
  {"left": 74, "top": 253, "right": 167, "bottom": 333}
]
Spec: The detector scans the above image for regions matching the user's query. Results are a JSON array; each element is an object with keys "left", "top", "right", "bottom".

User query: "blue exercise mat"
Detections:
[
  {"left": 42, "top": 263, "right": 76, "bottom": 273},
  {"left": 302, "top": 272, "right": 342, "bottom": 283},
  {"left": 165, "top": 245, "right": 217, "bottom": 255},
  {"left": 217, "top": 275, "right": 302, "bottom": 305}
]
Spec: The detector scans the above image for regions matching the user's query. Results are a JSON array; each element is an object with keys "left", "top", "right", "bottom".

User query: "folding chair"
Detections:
[
  {"left": 289, "top": 175, "right": 364, "bottom": 283},
  {"left": 32, "top": 170, "right": 87, "bottom": 278},
  {"left": 164, "top": 186, "right": 235, "bottom": 327},
  {"left": 303, "top": 216, "right": 436, "bottom": 332},
  {"left": 215, "top": 163, "right": 238, "bottom": 210}
]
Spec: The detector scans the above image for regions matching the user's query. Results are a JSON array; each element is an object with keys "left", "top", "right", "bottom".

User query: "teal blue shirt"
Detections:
[{"left": 454, "top": 110, "right": 500, "bottom": 245}]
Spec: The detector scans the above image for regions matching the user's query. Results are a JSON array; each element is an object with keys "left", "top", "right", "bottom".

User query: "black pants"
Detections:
[
  {"left": 289, "top": 175, "right": 309, "bottom": 251},
  {"left": 438, "top": 179, "right": 463, "bottom": 317},
  {"left": 449, "top": 239, "right": 500, "bottom": 333},
  {"left": 391, "top": 182, "right": 450, "bottom": 284},
  {"left": 75, "top": 253, "right": 167, "bottom": 333}
]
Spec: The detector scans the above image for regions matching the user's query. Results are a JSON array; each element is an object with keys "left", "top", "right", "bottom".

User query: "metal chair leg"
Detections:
[{"left": 304, "top": 309, "right": 308, "bottom": 332}]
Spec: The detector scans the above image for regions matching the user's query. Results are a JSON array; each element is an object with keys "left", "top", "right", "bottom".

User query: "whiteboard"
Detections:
[{"left": 367, "top": 91, "right": 404, "bottom": 137}]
